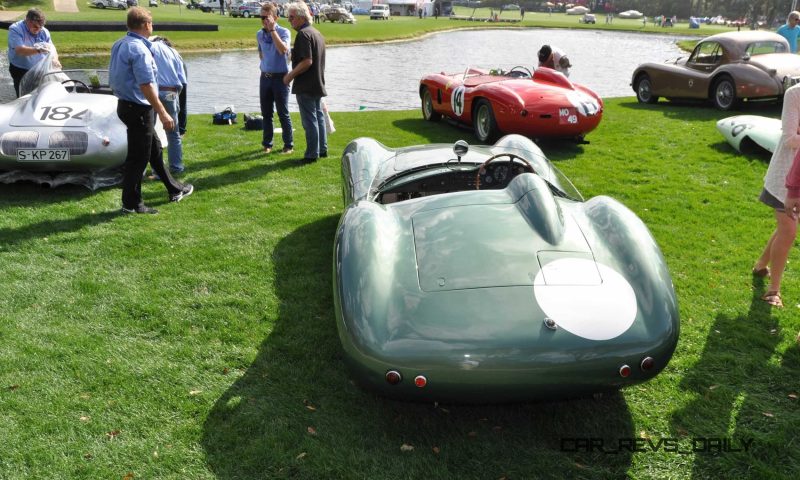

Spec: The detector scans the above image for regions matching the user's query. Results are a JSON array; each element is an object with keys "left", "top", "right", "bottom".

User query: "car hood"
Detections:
[{"left": 495, "top": 78, "right": 602, "bottom": 116}]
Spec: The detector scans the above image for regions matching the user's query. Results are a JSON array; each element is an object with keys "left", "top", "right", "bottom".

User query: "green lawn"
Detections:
[
  {"left": 1, "top": 2, "right": 728, "bottom": 54},
  {"left": 1, "top": 99, "right": 798, "bottom": 479}
]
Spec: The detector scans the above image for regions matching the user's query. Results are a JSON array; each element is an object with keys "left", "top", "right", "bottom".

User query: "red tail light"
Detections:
[
  {"left": 619, "top": 365, "right": 631, "bottom": 378},
  {"left": 385, "top": 370, "right": 402, "bottom": 385},
  {"left": 414, "top": 375, "right": 427, "bottom": 388}
]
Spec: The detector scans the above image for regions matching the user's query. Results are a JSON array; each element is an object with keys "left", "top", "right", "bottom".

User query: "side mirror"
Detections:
[{"left": 453, "top": 140, "right": 469, "bottom": 162}]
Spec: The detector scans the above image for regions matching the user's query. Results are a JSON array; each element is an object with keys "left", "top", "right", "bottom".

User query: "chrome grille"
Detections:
[
  {"left": 49, "top": 131, "right": 88, "bottom": 155},
  {"left": 1, "top": 131, "right": 39, "bottom": 155}
]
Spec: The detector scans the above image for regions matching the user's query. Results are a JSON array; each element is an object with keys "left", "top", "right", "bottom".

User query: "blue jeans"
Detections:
[
  {"left": 259, "top": 74, "right": 293, "bottom": 149},
  {"left": 296, "top": 93, "right": 327, "bottom": 159},
  {"left": 158, "top": 89, "right": 184, "bottom": 172}
]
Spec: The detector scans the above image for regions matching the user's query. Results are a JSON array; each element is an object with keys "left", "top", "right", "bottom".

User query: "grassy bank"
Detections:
[
  {"left": 0, "top": 2, "right": 721, "bottom": 54},
  {"left": 1, "top": 100, "right": 798, "bottom": 479}
]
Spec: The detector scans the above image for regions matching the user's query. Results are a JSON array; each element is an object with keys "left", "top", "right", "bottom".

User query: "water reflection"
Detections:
[{"left": 0, "top": 28, "right": 688, "bottom": 113}]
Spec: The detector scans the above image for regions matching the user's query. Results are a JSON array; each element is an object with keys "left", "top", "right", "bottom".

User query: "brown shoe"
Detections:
[
  {"left": 281, "top": 146, "right": 294, "bottom": 154},
  {"left": 761, "top": 291, "right": 783, "bottom": 308},
  {"left": 264, "top": 147, "right": 272, "bottom": 154},
  {"left": 752, "top": 267, "right": 770, "bottom": 278}
]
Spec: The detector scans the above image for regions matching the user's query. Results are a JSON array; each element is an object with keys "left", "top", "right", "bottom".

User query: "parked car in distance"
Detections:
[
  {"left": 580, "top": 13, "right": 596, "bottom": 24},
  {"left": 632, "top": 31, "right": 800, "bottom": 110},
  {"left": 149, "top": 0, "right": 158, "bottom": 6},
  {"left": 93, "top": 0, "right": 127, "bottom": 9},
  {"left": 618, "top": 10, "right": 643, "bottom": 19},
  {"left": 566, "top": 5, "right": 589, "bottom": 15},
  {"left": 370, "top": 4, "right": 390, "bottom": 19},
  {"left": 502, "top": 3, "right": 519, "bottom": 9},
  {"left": 322, "top": 6, "right": 356, "bottom": 23},
  {"left": 230, "top": 1, "right": 263, "bottom": 17},
  {"left": 196, "top": 0, "right": 222, "bottom": 12}
]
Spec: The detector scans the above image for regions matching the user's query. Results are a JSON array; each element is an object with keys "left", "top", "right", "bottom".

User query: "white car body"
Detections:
[
  {"left": 566, "top": 6, "right": 589, "bottom": 15},
  {"left": 0, "top": 72, "right": 167, "bottom": 172},
  {"left": 716, "top": 115, "right": 780, "bottom": 154},
  {"left": 93, "top": 0, "right": 128, "bottom": 9},
  {"left": 618, "top": 10, "right": 644, "bottom": 19},
  {"left": 370, "top": 4, "right": 390, "bottom": 19}
]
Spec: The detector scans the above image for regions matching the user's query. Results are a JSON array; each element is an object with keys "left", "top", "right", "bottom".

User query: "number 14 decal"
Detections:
[{"left": 39, "top": 106, "right": 88, "bottom": 121}]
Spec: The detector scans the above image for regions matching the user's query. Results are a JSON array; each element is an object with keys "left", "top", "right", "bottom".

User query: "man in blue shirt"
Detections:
[
  {"left": 150, "top": 36, "right": 188, "bottom": 173},
  {"left": 109, "top": 7, "right": 193, "bottom": 215},
  {"left": 7, "top": 8, "right": 59, "bottom": 97},
  {"left": 777, "top": 11, "right": 800, "bottom": 53},
  {"left": 258, "top": 3, "right": 293, "bottom": 154}
]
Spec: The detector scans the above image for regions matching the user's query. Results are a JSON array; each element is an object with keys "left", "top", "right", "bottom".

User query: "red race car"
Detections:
[{"left": 419, "top": 66, "right": 604, "bottom": 143}]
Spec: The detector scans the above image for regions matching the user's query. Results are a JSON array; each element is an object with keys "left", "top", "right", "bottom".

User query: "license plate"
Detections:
[
  {"left": 16, "top": 148, "right": 71, "bottom": 162},
  {"left": 558, "top": 107, "right": 578, "bottom": 125}
]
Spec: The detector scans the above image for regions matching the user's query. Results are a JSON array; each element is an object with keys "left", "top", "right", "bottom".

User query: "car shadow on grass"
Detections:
[
  {"left": 0, "top": 210, "right": 119, "bottom": 251},
  {"left": 0, "top": 182, "right": 97, "bottom": 208},
  {"left": 618, "top": 99, "right": 782, "bottom": 121},
  {"left": 202, "top": 216, "right": 636, "bottom": 479},
  {"left": 392, "top": 117, "right": 481, "bottom": 144},
  {"left": 708, "top": 141, "right": 772, "bottom": 161},
  {"left": 669, "top": 274, "right": 800, "bottom": 478}
]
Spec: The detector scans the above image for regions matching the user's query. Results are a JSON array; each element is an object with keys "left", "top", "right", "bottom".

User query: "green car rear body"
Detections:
[{"left": 333, "top": 135, "right": 679, "bottom": 402}]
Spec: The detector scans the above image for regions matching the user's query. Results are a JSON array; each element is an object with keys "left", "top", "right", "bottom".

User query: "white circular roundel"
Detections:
[
  {"left": 533, "top": 258, "right": 637, "bottom": 341},
  {"left": 451, "top": 85, "right": 465, "bottom": 116}
]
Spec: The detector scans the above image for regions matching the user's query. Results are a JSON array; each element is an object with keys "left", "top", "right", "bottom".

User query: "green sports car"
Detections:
[{"left": 333, "top": 135, "right": 679, "bottom": 402}]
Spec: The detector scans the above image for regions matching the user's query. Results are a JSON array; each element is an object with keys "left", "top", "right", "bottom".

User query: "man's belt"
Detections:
[
  {"left": 262, "top": 72, "right": 287, "bottom": 78},
  {"left": 159, "top": 86, "right": 180, "bottom": 92}
]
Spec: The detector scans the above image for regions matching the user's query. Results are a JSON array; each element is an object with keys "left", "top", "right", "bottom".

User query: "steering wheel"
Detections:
[
  {"left": 507, "top": 66, "right": 532, "bottom": 78},
  {"left": 61, "top": 79, "right": 89, "bottom": 93},
  {"left": 475, "top": 153, "right": 535, "bottom": 190}
]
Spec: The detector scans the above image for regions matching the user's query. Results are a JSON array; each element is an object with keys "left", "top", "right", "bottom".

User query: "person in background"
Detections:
[
  {"left": 283, "top": 2, "right": 327, "bottom": 164},
  {"left": 258, "top": 2, "right": 293, "bottom": 155},
  {"left": 109, "top": 7, "right": 193, "bottom": 215},
  {"left": 752, "top": 83, "right": 800, "bottom": 307},
  {"left": 777, "top": 11, "right": 800, "bottom": 53},
  {"left": 312, "top": 3, "right": 321, "bottom": 24},
  {"left": 7, "top": 8, "right": 60, "bottom": 97},
  {"left": 150, "top": 36, "right": 187, "bottom": 173},
  {"left": 537, "top": 44, "right": 571, "bottom": 77}
]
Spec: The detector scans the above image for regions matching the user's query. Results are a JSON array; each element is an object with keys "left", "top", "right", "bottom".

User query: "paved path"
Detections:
[
  {"left": 0, "top": 0, "right": 78, "bottom": 21},
  {"left": 0, "top": 10, "right": 24, "bottom": 21},
  {"left": 54, "top": 0, "right": 80, "bottom": 13}
]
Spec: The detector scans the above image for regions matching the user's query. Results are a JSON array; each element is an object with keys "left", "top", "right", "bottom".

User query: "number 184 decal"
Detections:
[{"left": 39, "top": 106, "right": 89, "bottom": 123}]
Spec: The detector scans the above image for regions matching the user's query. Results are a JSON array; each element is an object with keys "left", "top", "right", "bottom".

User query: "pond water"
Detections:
[{"left": 1, "top": 28, "right": 689, "bottom": 113}]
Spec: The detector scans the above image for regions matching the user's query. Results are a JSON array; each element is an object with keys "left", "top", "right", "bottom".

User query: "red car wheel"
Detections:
[
  {"left": 473, "top": 99, "right": 499, "bottom": 143},
  {"left": 421, "top": 88, "right": 441, "bottom": 122}
]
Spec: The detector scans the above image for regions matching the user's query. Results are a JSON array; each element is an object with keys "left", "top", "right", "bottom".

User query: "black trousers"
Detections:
[
  {"left": 116, "top": 100, "right": 182, "bottom": 210},
  {"left": 178, "top": 82, "right": 188, "bottom": 135},
  {"left": 9, "top": 64, "right": 28, "bottom": 97}
]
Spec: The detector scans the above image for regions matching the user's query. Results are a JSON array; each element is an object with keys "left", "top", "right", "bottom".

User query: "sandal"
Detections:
[
  {"left": 761, "top": 291, "right": 783, "bottom": 308},
  {"left": 752, "top": 267, "right": 770, "bottom": 278}
]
